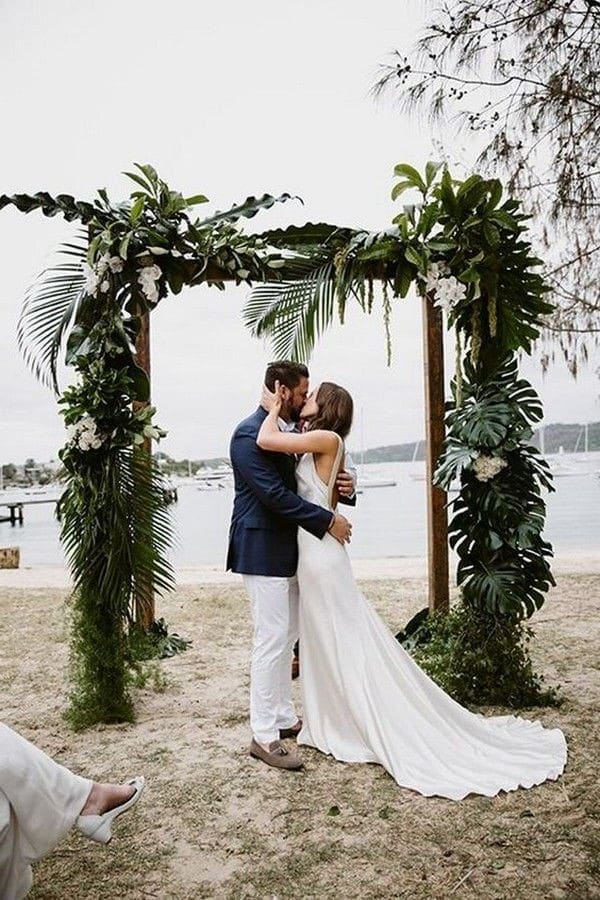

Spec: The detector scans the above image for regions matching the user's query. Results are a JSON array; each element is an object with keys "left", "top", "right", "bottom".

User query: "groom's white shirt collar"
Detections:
[{"left": 278, "top": 417, "right": 297, "bottom": 433}]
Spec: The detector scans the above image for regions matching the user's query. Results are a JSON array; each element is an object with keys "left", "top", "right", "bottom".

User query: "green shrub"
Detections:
[{"left": 398, "top": 601, "right": 560, "bottom": 709}]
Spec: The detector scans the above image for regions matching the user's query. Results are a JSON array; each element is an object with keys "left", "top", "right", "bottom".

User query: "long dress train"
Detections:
[{"left": 295, "top": 442, "right": 567, "bottom": 800}]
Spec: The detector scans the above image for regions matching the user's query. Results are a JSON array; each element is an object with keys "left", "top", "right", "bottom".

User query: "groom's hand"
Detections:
[
  {"left": 328, "top": 513, "right": 352, "bottom": 545},
  {"left": 260, "top": 383, "right": 281, "bottom": 413},
  {"left": 336, "top": 469, "right": 355, "bottom": 498}
]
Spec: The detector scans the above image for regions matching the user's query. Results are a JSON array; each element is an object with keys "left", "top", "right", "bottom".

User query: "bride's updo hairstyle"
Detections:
[{"left": 309, "top": 382, "right": 353, "bottom": 439}]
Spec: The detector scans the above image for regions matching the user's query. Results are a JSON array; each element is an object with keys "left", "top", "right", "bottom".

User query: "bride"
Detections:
[{"left": 257, "top": 379, "right": 567, "bottom": 800}]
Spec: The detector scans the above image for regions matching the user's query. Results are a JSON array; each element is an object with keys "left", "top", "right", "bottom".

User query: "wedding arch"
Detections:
[{"left": 0, "top": 162, "right": 556, "bottom": 725}]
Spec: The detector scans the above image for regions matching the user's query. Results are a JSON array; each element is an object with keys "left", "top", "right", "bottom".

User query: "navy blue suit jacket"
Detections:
[{"left": 226, "top": 407, "right": 332, "bottom": 576}]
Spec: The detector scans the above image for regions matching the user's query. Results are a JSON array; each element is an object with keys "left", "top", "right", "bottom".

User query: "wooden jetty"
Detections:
[
  {"left": 0, "top": 497, "right": 58, "bottom": 525},
  {"left": 0, "top": 485, "right": 176, "bottom": 526}
]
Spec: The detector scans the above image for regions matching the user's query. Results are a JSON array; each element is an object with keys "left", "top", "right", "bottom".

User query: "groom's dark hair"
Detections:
[{"left": 265, "top": 360, "right": 309, "bottom": 391}]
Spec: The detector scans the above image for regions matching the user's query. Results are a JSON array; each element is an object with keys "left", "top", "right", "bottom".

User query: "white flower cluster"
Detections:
[
  {"left": 137, "top": 263, "right": 162, "bottom": 304},
  {"left": 82, "top": 262, "right": 102, "bottom": 296},
  {"left": 144, "top": 424, "right": 167, "bottom": 441},
  {"left": 106, "top": 255, "right": 125, "bottom": 273},
  {"left": 67, "top": 416, "right": 104, "bottom": 451},
  {"left": 82, "top": 255, "right": 124, "bottom": 296},
  {"left": 422, "top": 260, "right": 449, "bottom": 291},
  {"left": 420, "top": 261, "right": 467, "bottom": 314},
  {"left": 472, "top": 454, "right": 508, "bottom": 482}
]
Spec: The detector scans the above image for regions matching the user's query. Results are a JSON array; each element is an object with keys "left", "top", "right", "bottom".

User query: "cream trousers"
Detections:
[
  {"left": 0, "top": 723, "right": 92, "bottom": 899},
  {"left": 243, "top": 574, "right": 299, "bottom": 744}
]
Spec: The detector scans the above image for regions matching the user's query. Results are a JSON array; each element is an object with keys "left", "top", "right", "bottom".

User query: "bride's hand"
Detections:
[{"left": 261, "top": 381, "right": 283, "bottom": 414}]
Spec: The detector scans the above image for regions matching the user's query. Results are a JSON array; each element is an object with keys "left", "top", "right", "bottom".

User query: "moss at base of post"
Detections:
[
  {"left": 406, "top": 602, "right": 561, "bottom": 709},
  {"left": 65, "top": 587, "right": 135, "bottom": 730}
]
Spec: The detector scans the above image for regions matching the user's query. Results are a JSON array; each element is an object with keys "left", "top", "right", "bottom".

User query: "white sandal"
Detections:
[{"left": 76, "top": 776, "right": 145, "bottom": 844}]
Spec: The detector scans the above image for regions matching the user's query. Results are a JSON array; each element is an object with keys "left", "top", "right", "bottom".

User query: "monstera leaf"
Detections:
[{"left": 434, "top": 438, "right": 476, "bottom": 489}]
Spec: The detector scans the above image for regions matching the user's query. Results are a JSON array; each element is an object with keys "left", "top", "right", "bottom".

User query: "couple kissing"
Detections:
[{"left": 227, "top": 361, "right": 567, "bottom": 800}]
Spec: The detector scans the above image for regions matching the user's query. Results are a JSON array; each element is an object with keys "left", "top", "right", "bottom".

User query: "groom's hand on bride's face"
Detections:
[{"left": 328, "top": 513, "right": 352, "bottom": 545}]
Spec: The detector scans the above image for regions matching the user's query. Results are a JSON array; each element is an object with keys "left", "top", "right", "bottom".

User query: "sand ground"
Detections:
[{"left": 1, "top": 560, "right": 599, "bottom": 899}]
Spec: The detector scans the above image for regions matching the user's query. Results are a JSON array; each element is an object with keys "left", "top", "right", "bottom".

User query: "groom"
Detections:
[{"left": 227, "top": 360, "right": 354, "bottom": 770}]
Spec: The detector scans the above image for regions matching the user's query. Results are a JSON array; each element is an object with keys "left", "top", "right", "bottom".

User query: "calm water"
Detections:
[{"left": 1, "top": 454, "right": 599, "bottom": 568}]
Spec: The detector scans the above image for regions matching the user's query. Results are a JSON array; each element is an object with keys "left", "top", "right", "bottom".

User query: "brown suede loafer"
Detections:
[
  {"left": 279, "top": 718, "right": 302, "bottom": 740},
  {"left": 249, "top": 739, "right": 303, "bottom": 770}
]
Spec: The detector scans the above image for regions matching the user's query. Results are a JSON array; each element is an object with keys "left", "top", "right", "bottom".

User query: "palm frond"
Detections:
[
  {"left": 244, "top": 261, "right": 338, "bottom": 362},
  {"left": 60, "top": 449, "right": 175, "bottom": 618},
  {"left": 17, "top": 239, "right": 87, "bottom": 393},
  {"left": 125, "top": 449, "right": 176, "bottom": 602},
  {"left": 61, "top": 446, "right": 175, "bottom": 727}
]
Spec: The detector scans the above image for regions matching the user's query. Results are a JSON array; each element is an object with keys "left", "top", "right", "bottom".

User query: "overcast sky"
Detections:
[{"left": 1, "top": 0, "right": 598, "bottom": 463}]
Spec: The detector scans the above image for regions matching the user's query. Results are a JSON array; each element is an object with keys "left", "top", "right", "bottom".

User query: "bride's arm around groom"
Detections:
[{"left": 227, "top": 405, "right": 351, "bottom": 577}]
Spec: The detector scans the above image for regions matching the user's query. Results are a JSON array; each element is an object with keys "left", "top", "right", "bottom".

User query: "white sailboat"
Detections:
[
  {"left": 409, "top": 437, "right": 460, "bottom": 491},
  {"left": 573, "top": 422, "right": 592, "bottom": 462},
  {"left": 540, "top": 424, "right": 580, "bottom": 477},
  {"left": 355, "top": 408, "right": 397, "bottom": 492},
  {"left": 194, "top": 463, "right": 233, "bottom": 490},
  {"left": 409, "top": 439, "right": 426, "bottom": 481}
]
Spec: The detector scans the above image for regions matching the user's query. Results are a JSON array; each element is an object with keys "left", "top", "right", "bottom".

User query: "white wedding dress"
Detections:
[{"left": 295, "top": 441, "right": 567, "bottom": 800}]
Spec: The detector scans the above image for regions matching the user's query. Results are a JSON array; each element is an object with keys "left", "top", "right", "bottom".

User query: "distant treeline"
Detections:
[
  {"left": 153, "top": 455, "right": 230, "bottom": 476},
  {"left": 149, "top": 421, "right": 600, "bottom": 474},
  {"left": 349, "top": 421, "right": 600, "bottom": 464}
]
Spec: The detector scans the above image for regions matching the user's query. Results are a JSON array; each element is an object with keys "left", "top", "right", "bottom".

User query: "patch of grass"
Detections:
[
  {"left": 217, "top": 711, "right": 248, "bottom": 727},
  {"left": 132, "top": 660, "right": 170, "bottom": 692},
  {"left": 29, "top": 828, "right": 175, "bottom": 900},
  {"left": 141, "top": 745, "right": 172, "bottom": 763}
]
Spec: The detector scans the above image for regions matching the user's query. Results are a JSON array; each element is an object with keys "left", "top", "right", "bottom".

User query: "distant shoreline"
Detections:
[{"left": 2, "top": 421, "right": 599, "bottom": 481}]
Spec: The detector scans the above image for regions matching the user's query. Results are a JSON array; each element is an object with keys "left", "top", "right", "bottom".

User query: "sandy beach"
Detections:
[
  {"left": 1, "top": 556, "right": 599, "bottom": 898},
  {"left": 1, "top": 551, "right": 599, "bottom": 589}
]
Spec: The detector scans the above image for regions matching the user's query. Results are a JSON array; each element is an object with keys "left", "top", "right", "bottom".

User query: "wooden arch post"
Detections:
[
  {"left": 133, "top": 310, "right": 154, "bottom": 630},
  {"left": 422, "top": 293, "right": 449, "bottom": 612},
  {"left": 131, "top": 266, "right": 225, "bottom": 629}
]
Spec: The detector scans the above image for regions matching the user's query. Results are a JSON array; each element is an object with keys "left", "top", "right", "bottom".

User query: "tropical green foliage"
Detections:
[
  {"left": 244, "top": 224, "right": 356, "bottom": 361},
  {"left": 3, "top": 163, "right": 297, "bottom": 726},
  {"left": 57, "top": 292, "right": 176, "bottom": 725},
  {"left": 245, "top": 164, "right": 553, "bottom": 365},
  {"left": 129, "top": 618, "right": 193, "bottom": 661},
  {"left": 435, "top": 356, "right": 555, "bottom": 620},
  {"left": 4, "top": 159, "right": 560, "bottom": 715},
  {"left": 10, "top": 164, "right": 297, "bottom": 394}
]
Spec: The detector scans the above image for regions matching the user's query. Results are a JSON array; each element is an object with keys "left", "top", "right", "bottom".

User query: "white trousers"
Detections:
[
  {"left": 0, "top": 724, "right": 92, "bottom": 900},
  {"left": 243, "top": 574, "right": 299, "bottom": 745}
]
